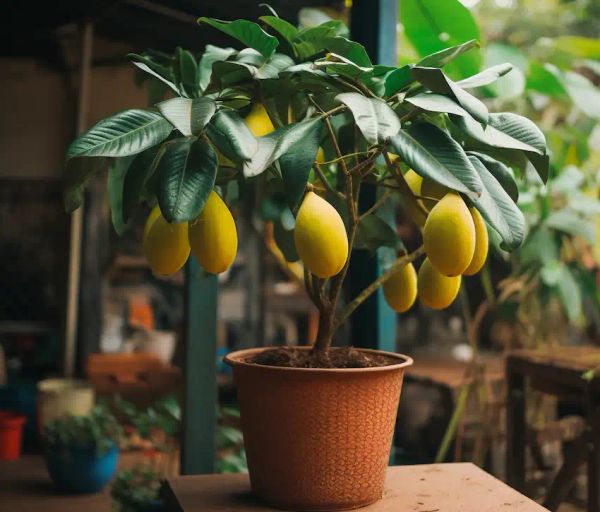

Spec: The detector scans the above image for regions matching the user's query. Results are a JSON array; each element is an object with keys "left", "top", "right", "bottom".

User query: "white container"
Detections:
[
  {"left": 134, "top": 330, "right": 176, "bottom": 364},
  {"left": 37, "top": 379, "right": 95, "bottom": 432}
]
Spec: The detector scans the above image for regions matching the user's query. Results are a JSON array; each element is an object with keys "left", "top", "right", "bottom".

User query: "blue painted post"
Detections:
[
  {"left": 348, "top": 0, "right": 398, "bottom": 353},
  {"left": 181, "top": 258, "right": 217, "bottom": 474}
]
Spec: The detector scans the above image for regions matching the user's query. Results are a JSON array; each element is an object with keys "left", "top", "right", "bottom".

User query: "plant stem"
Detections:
[
  {"left": 312, "top": 163, "right": 343, "bottom": 199},
  {"left": 335, "top": 246, "right": 425, "bottom": 329},
  {"left": 435, "top": 381, "right": 471, "bottom": 463},
  {"left": 359, "top": 190, "right": 392, "bottom": 221}
]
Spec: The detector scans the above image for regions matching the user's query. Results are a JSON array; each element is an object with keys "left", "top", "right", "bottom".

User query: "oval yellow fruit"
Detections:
[
  {"left": 383, "top": 262, "right": 418, "bottom": 313},
  {"left": 403, "top": 169, "right": 427, "bottom": 227},
  {"left": 143, "top": 206, "right": 190, "bottom": 276},
  {"left": 463, "top": 207, "right": 489, "bottom": 276},
  {"left": 421, "top": 178, "right": 449, "bottom": 210},
  {"left": 189, "top": 191, "right": 238, "bottom": 274},
  {"left": 245, "top": 103, "right": 275, "bottom": 137},
  {"left": 418, "top": 257, "right": 461, "bottom": 309},
  {"left": 423, "top": 192, "right": 475, "bottom": 276},
  {"left": 294, "top": 191, "right": 348, "bottom": 278}
]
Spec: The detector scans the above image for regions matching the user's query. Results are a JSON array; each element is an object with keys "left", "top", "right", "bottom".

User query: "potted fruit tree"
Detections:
[{"left": 64, "top": 12, "right": 548, "bottom": 511}]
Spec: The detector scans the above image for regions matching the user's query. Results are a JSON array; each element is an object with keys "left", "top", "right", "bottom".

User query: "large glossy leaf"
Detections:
[
  {"left": 468, "top": 155, "right": 524, "bottom": 250},
  {"left": 399, "top": 0, "right": 481, "bottom": 79},
  {"left": 324, "top": 36, "right": 371, "bottom": 67},
  {"left": 336, "top": 93, "right": 400, "bottom": 144},
  {"left": 207, "top": 110, "right": 258, "bottom": 163},
  {"left": 259, "top": 16, "right": 299, "bottom": 43},
  {"left": 417, "top": 40, "right": 479, "bottom": 70},
  {"left": 176, "top": 48, "right": 198, "bottom": 97},
  {"left": 467, "top": 151, "right": 518, "bottom": 202},
  {"left": 122, "top": 145, "right": 165, "bottom": 221},
  {"left": 158, "top": 138, "right": 217, "bottom": 222},
  {"left": 107, "top": 156, "right": 135, "bottom": 235},
  {"left": 453, "top": 112, "right": 548, "bottom": 181},
  {"left": 456, "top": 63, "right": 513, "bottom": 89},
  {"left": 243, "top": 117, "right": 323, "bottom": 178},
  {"left": 384, "top": 65, "right": 414, "bottom": 96},
  {"left": 198, "top": 45, "right": 236, "bottom": 91},
  {"left": 198, "top": 18, "right": 278, "bottom": 59},
  {"left": 389, "top": 123, "right": 482, "bottom": 199},
  {"left": 405, "top": 93, "right": 470, "bottom": 117},
  {"left": 157, "top": 97, "right": 216, "bottom": 137},
  {"left": 129, "top": 54, "right": 179, "bottom": 94},
  {"left": 279, "top": 120, "right": 322, "bottom": 210},
  {"left": 292, "top": 25, "right": 336, "bottom": 60},
  {"left": 67, "top": 110, "right": 173, "bottom": 159},
  {"left": 411, "top": 66, "right": 488, "bottom": 124}
]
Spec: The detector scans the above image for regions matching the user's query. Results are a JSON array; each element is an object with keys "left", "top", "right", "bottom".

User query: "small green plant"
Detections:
[
  {"left": 113, "top": 394, "right": 180, "bottom": 441},
  {"left": 43, "top": 405, "right": 122, "bottom": 456},
  {"left": 111, "top": 465, "right": 162, "bottom": 512},
  {"left": 216, "top": 406, "right": 247, "bottom": 473}
]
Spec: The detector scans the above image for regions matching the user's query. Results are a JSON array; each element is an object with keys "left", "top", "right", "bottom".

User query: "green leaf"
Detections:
[
  {"left": 335, "top": 93, "right": 400, "bottom": 144},
  {"left": 553, "top": 36, "right": 600, "bottom": 59},
  {"left": 292, "top": 25, "right": 336, "bottom": 60},
  {"left": 417, "top": 40, "right": 479, "bottom": 70},
  {"left": 157, "top": 138, "right": 217, "bottom": 222},
  {"left": 63, "top": 157, "right": 109, "bottom": 212},
  {"left": 176, "top": 48, "right": 198, "bottom": 97},
  {"left": 157, "top": 97, "right": 216, "bottom": 137},
  {"left": 467, "top": 155, "right": 524, "bottom": 250},
  {"left": 107, "top": 156, "right": 135, "bottom": 235},
  {"left": 384, "top": 65, "right": 414, "bottom": 96},
  {"left": 467, "top": 152, "right": 518, "bottom": 202},
  {"left": 456, "top": 63, "right": 514, "bottom": 89},
  {"left": 483, "top": 44, "right": 527, "bottom": 99},
  {"left": 198, "top": 18, "right": 278, "bottom": 59},
  {"left": 198, "top": 45, "right": 236, "bottom": 91},
  {"left": 129, "top": 54, "right": 179, "bottom": 94},
  {"left": 324, "top": 36, "right": 371, "bottom": 67},
  {"left": 243, "top": 117, "right": 323, "bottom": 178},
  {"left": 67, "top": 110, "right": 173, "bottom": 159},
  {"left": 207, "top": 110, "right": 258, "bottom": 163},
  {"left": 389, "top": 123, "right": 483, "bottom": 199},
  {"left": 260, "top": 16, "right": 299, "bottom": 43},
  {"left": 545, "top": 65, "right": 600, "bottom": 119},
  {"left": 546, "top": 209, "right": 595, "bottom": 242},
  {"left": 519, "top": 226, "right": 559, "bottom": 267},
  {"left": 279, "top": 120, "right": 322, "bottom": 210},
  {"left": 274, "top": 220, "right": 299, "bottom": 262},
  {"left": 354, "top": 213, "right": 400, "bottom": 253},
  {"left": 122, "top": 145, "right": 165, "bottom": 221},
  {"left": 399, "top": 0, "right": 481, "bottom": 79},
  {"left": 411, "top": 66, "right": 488, "bottom": 124},
  {"left": 555, "top": 264, "right": 583, "bottom": 322},
  {"left": 526, "top": 62, "right": 568, "bottom": 98},
  {"left": 405, "top": 93, "right": 470, "bottom": 116}
]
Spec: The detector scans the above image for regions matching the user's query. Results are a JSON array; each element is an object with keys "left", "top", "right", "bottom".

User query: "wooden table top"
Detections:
[
  {"left": 0, "top": 454, "right": 111, "bottom": 512},
  {"left": 165, "top": 463, "right": 547, "bottom": 512}
]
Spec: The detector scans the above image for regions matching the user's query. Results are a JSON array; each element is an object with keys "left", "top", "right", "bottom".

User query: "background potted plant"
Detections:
[
  {"left": 43, "top": 405, "right": 121, "bottom": 494},
  {"left": 111, "top": 465, "right": 163, "bottom": 512},
  {"left": 64, "top": 10, "right": 548, "bottom": 510}
]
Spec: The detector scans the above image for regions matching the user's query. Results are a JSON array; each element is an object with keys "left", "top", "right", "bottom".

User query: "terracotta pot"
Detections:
[{"left": 225, "top": 347, "right": 413, "bottom": 511}]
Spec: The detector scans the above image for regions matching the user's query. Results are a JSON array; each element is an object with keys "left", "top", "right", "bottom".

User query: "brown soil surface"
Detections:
[{"left": 246, "top": 346, "right": 399, "bottom": 369}]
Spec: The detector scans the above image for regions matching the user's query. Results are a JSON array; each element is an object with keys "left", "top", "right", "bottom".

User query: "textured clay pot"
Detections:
[{"left": 225, "top": 347, "right": 413, "bottom": 511}]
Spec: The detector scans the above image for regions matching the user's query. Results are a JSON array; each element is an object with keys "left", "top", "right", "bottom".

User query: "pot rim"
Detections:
[{"left": 224, "top": 347, "right": 413, "bottom": 373}]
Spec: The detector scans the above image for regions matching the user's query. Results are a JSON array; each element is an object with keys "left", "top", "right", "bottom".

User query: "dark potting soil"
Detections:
[{"left": 246, "top": 346, "right": 399, "bottom": 369}]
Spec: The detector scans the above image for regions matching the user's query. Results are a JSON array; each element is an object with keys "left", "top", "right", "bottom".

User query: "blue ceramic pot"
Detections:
[{"left": 45, "top": 443, "right": 119, "bottom": 494}]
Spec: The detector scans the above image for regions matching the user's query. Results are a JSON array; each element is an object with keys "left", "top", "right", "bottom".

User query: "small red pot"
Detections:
[{"left": 0, "top": 411, "right": 26, "bottom": 461}]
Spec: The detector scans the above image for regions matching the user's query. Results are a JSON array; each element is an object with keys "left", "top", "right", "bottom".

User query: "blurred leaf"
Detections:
[
  {"left": 107, "top": 156, "right": 135, "bottom": 235},
  {"left": 553, "top": 36, "right": 600, "bottom": 59},
  {"left": 519, "top": 226, "right": 559, "bottom": 267},
  {"left": 129, "top": 54, "right": 179, "bottom": 94},
  {"left": 526, "top": 62, "right": 568, "bottom": 98},
  {"left": 176, "top": 47, "right": 198, "bottom": 97},
  {"left": 550, "top": 166, "right": 585, "bottom": 194},
  {"left": 157, "top": 97, "right": 216, "bottom": 136},
  {"left": 555, "top": 264, "right": 583, "bottom": 322},
  {"left": 412, "top": 66, "right": 488, "bottom": 124},
  {"left": 63, "top": 157, "right": 109, "bottom": 212},
  {"left": 399, "top": 0, "right": 481, "bottom": 79},
  {"left": 546, "top": 209, "right": 595, "bottom": 242},
  {"left": 274, "top": 220, "right": 299, "bottom": 262},
  {"left": 157, "top": 138, "right": 217, "bottom": 222},
  {"left": 123, "top": 145, "right": 165, "bottom": 221},
  {"left": 468, "top": 155, "right": 525, "bottom": 250},
  {"left": 390, "top": 123, "right": 483, "bottom": 199},
  {"left": 545, "top": 65, "right": 600, "bottom": 119},
  {"left": 417, "top": 40, "right": 479, "bottom": 70},
  {"left": 198, "top": 18, "right": 278, "bottom": 58},
  {"left": 292, "top": 25, "right": 337, "bottom": 60},
  {"left": 483, "top": 44, "right": 527, "bottom": 99}
]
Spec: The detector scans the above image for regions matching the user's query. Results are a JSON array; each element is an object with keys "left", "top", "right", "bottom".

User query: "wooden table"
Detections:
[
  {"left": 506, "top": 347, "right": 600, "bottom": 512},
  {"left": 164, "top": 463, "right": 547, "bottom": 511},
  {"left": 0, "top": 455, "right": 111, "bottom": 512}
]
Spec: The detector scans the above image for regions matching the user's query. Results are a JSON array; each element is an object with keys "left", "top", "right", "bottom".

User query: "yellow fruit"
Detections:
[
  {"left": 294, "top": 191, "right": 348, "bottom": 278},
  {"left": 403, "top": 169, "right": 427, "bottom": 227},
  {"left": 189, "top": 191, "right": 238, "bottom": 274},
  {"left": 423, "top": 192, "right": 475, "bottom": 276},
  {"left": 143, "top": 206, "right": 190, "bottom": 276},
  {"left": 245, "top": 103, "right": 275, "bottom": 137},
  {"left": 418, "top": 258, "right": 461, "bottom": 309},
  {"left": 463, "top": 207, "right": 489, "bottom": 276},
  {"left": 316, "top": 147, "right": 326, "bottom": 164},
  {"left": 421, "top": 178, "right": 449, "bottom": 209},
  {"left": 383, "top": 262, "right": 418, "bottom": 313}
]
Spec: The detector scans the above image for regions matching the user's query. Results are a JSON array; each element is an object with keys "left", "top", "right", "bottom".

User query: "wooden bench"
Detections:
[{"left": 164, "top": 462, "right": 546, "bottom": 511}]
